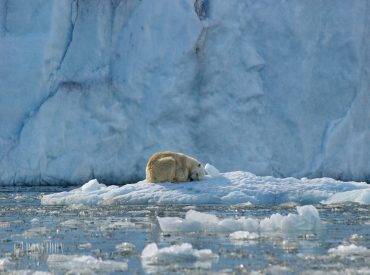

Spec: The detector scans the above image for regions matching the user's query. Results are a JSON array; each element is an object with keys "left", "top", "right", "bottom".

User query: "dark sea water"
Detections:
[{"left": 0, "top": 187, "right": 369, "bottom": 274}]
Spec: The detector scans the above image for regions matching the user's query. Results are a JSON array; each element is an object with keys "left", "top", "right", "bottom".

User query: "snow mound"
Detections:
[
  {"left": 158, "top": 205, "right": 320, "bottom": 234},
  {"left": 328, "top": 244, "right": 369, "bottom": 256},
  {"left": 47, "top": 254, "right": 127, "bottom": 273},
  {"left": 141, "top": 243, "right": 218, "bottom": 265},
  {"left": 41, "top": 171, "right": 370, "bottom": 206}
]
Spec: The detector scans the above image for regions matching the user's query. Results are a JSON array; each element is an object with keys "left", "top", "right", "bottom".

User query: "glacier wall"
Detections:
[{"left": 0, "top": 0, "right": 369, "bottom": 185}]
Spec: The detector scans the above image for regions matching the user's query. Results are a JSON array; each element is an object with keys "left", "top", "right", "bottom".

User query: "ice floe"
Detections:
[
  {"left": 41, "top": 170, "right": 370, "bottom": 206},
  {"left": 47, "top": 254, "right": 127, "bottom": 273},
  {"left": 141, "top": 243, "right": 218, "bottom": 267},
  {"left": 229, "top": 231, "right": 259, "bottom": 240},
  {"left": 158, "top": 206, "right": 320, "bottom": 234},
  {"left": 328, "top": 244, "right": 369, "bottom": 256},
  {"left": 115, "top": 242, "right": 136, "bottom": 254}
]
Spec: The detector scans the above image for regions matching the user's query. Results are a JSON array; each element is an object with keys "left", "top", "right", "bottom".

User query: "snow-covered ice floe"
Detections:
[
  {"left": 158, "top": 206, "right": 320, "bottom": 234},
  {"left": 47, "top": 254, "right": 127, "bottom": 273},
  {"left": 41, "top": 169, "right": 370, "bottom": 206}
]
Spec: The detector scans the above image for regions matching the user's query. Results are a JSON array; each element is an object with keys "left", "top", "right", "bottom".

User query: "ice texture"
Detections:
[
  {"left": 41, "top": 171, "right": 370, "bottom": 206},
  {"left": 0, "top": 1, "right": 369, "bottom": 185},
  {"left": 157, "top": 206, "right": 320, "bottom": 234},
  {"left": 47, "top": 254, "right": 127, "bottom": 273}
]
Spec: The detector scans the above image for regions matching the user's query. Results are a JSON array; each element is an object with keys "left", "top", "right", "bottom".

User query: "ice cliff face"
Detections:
[{"left": 0, "top": 0, "right": 369, "bottom": 185}]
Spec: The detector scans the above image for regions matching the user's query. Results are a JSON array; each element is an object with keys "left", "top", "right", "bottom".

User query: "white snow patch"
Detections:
[
  {"left": 41, "top": 171, "right": 370, "bottom": 206},
  {"left": 47, "top": 254, "right": 127, "bottom": 273},
  {"left": 328, "top": 244, "right": 369, "bottom": 256},
  {"left": 158, "top": 206, "right": 320, "bottom": 234},
  {"left": 141, "top": 243, "right": 218, "bottom": 265}
]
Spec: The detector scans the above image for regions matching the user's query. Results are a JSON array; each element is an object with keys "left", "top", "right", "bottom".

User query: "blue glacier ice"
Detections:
[{"left": 0, "top": 0, "right": 369, "bottom": 185}]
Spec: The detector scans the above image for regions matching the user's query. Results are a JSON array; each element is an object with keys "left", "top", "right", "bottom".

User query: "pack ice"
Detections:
[{"left": 41, "top": 167, "right": 370, "bottom": 206}]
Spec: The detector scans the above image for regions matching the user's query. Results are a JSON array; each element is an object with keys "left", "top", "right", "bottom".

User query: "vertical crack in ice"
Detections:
[{"left": 54, "top": 0, "right": 79, "bottom": 74}]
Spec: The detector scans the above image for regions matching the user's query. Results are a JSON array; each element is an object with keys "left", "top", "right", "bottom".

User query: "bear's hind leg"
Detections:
[{"left": 154, "top": 156, "right": 176, "bottom": 182}]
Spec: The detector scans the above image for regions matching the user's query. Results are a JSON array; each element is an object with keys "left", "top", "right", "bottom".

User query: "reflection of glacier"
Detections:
[{"left": 0, "top": 0, "right": 369, "bottom": 185}]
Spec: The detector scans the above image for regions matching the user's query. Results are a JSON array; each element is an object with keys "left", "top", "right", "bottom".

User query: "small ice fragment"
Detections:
[
  {"left": 115, "top": 242, "right": 135, "bottom": 254},
  {"left": 349, "top": 234, "right": 363, "bottom": 241},
  {"left": 30, "top": 218, "right": 39, "bottom": 224},
  {"left": 47, "top": 254, "right": 127, "bottom": 273},
  {"left": 60, "top": 219, "right": 81, "bottom": 228},
  {"left": 100, "top": 220, "right": 136, "bottom": 231},
  {"left": 328, "top": 244, "right": 369, "bottom": 256},
  {"left": 205, "top": 164, "right": 220, "bottom": 177},
  {"left": 0, "top": 257, "right": 14, "bottom": 271},
  {"left": 78, "top": 243, "right": 92, "bottom": 249},
  {"left": 141, "top": 243, "right": 218, "bottom": 265},
  {"left": 230, "top": 231, "right": 259, "bottom": 240},
  {"left": 7, "top": 270, "right": 51, "bottom": 275},
  {"left": 23, "top": 227, "right": 50, "bottom": 237}
]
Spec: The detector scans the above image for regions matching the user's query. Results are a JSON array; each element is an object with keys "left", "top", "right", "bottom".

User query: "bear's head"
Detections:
[{"left": 190, "top": 163, "right": 206, "bottom": 181}]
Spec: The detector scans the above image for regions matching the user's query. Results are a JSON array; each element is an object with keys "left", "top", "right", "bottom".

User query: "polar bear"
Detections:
[{"left": 146, "top": 151, "right": 206, "bottom": 183}]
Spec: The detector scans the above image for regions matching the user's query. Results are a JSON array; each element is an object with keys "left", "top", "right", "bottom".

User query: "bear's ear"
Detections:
[{"left": 198, "top": 163, "right": 201, "bottom": 167}]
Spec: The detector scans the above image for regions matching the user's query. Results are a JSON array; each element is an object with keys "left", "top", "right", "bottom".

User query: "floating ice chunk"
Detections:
[
  {"left": 23, "top": 227, "right": 50, "bottom": 238},
  {"left": 158, "top": 206, "right": 320, "bottom": 235},
  {"left": 0, "top": 258, "right": 14, "bottom": 271},
  {"left": 78, "top": 243, "right": 92, "bottom": 249},
  {"left": 6, "top": 270, "right": 51, "bottom": 275},
  {"left": 205, "top": 164, "right": 220, "bottom": 177},
  {"left": 99, "top": 220, "right": 136, "bottom": 231},
  {"left": 41, "top": 171, "right": 370, "bottom": 206},
  {"left": 230, "top": 231, "right": 259, "bottom": 240},
  {"left": 60, "top": 219, "right": 81, "bottom": 228},
  {"left": 322, "top": 189, "right": 370, "bottom": 205},
  {"left": 30, "top": 218, "right": 39, "bottom": 224},
  {"left": 328, "top": 244, "right": 369, "bottom": 256},
  {"left": 115, "top": 242, "right": 135, "bottom": 254},
  {"left": 141, "top": 243, "right": 218, "bottom": 265},
  {"left": 47, "top": 254, "right": 127, "bottom": 273}
]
